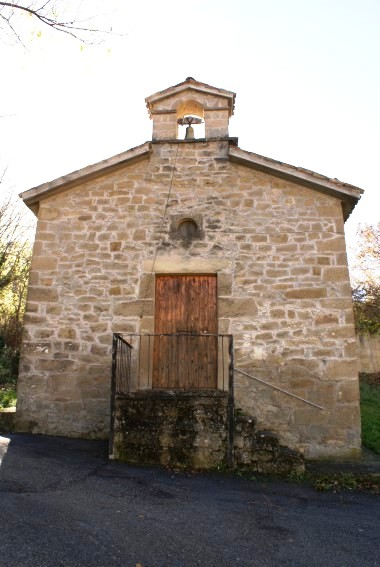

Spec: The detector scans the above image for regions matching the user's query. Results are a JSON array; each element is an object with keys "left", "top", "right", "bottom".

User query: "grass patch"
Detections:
[
  {"left": 235, "top": 469, "right": 380, "bottom": 494},
  {"left": 0, "top": 386, "right": 17, "bottom": 410},
  {"left": 360, "top": 381, "right": 380, "bottom": 454},
  {"left": 310, "top": 472, "right": 379, "bottom": 494}
]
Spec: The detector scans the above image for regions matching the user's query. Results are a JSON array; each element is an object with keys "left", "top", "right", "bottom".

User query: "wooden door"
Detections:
[{"left": 153, "top": 275, "right": 217, "bottom": 389}]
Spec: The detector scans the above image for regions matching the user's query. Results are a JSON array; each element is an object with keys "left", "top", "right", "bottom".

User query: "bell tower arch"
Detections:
[{"left": 145, "top": 77, "right": 236, "bottom": 141}]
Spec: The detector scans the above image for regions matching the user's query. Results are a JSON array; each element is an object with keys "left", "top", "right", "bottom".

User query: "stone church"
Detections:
[{"left": 16, "top": 78, "right": 363, "bottom": 468}]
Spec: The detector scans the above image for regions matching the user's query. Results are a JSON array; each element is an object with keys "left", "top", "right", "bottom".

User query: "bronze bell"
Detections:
[
  {"left": 178, "top": 115, "right": 202, "bottom": 140},
  {"left": 185, "top": 125, "right": 195, "bottom": 140}
]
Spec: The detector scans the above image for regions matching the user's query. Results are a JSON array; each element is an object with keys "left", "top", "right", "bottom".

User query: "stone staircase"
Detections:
[
  {"left": 111, "top": 391, "right": 305, "bottom": 475},
  {"left": 234, "top": 411, "right": 305, "bottom": 475}
]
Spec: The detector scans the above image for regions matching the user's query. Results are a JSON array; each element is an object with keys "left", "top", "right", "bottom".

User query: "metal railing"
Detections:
[
  {"left": 110, "top": 333, "right": 322, "bottom": 410},
  {"left": 111, "top": 333, "right": 234, "bottom": 395},
  {"left": 109, "top": 333, "right": 235, "bottom": 465},
  {"left": 111, "top": 333, "right": 133, "bottom": 395},
  {"left": 234, "top": 367, "right": 324, "bottom": 410}
]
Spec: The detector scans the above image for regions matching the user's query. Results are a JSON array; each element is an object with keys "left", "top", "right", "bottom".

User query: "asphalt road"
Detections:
[{"left": 0, "top": 434, "right": 379, "bottom": 567}]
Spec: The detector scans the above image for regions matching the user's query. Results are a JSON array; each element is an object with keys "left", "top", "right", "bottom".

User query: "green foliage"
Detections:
[
  {"left": 0, "top": 344, "right": 19, "bottom": 385},
  {"left": 360, "top": 381, "right": 380, "bottom": 454},
  {"left": 0, "top": 251, "right": 31, "bottom": 350},
  {"left": 287, "top": 470, "right": 306, "bottom": 482},
  {"left": 0, "top": 193, "right": 33, "bottom": 360},
  {"left": 353, "top": 285, "right": 380, "bottom": 335},
  {"left": 0, "top": 341, "right": 19, "bottom": 410},
  {"left": 0, "top": 193, "right": 33, "bottom": 399},
  {"left": 0, "top": 386, "right": 17, "bottom": 409}
]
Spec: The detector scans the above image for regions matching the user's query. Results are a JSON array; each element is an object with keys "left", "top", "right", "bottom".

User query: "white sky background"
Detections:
[{"left": 1, "top": 0, "right": 379, "bottom": 272}]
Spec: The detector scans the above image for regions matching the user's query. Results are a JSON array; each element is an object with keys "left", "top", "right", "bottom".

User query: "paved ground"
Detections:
[{"left": 0, "top": 434, "right": 379, "bottom": 567}]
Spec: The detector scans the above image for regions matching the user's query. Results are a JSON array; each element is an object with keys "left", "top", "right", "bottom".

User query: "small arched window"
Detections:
[{"left": 178, "top": 219, "right": 198, "bottom": 240}]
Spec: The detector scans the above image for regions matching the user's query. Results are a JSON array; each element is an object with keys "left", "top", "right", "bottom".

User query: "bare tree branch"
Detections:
[
  {"left": 0, "top": 1, "right": 117, "bottom": 43},
  {"left": 352, "top": 222, "right": 380, "bottom": 335},
  {"left": 356, "top": 222, "right": 380, "bottom": 286},
  {"left": 0, "top": 173, "right": 34, "bottom": 352},
  {"left": 0, "top": 192, "right": 31, "bottom": 291}
]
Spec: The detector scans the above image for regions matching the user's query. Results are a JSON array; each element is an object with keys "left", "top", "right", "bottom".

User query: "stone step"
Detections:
[
  {"left": 0, "top": 408, "right": 16, "bottom": 434},
  {"left": 233, "top": 410, "right": 305, "bottom": 475}
]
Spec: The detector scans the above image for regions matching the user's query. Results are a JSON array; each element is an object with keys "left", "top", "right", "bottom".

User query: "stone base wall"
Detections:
[
  {"left": 111, "top": 394, "right": 305, "bottom": 474},
  {"left": 111, "top": 391, "right": 231, "bottom": 469}
]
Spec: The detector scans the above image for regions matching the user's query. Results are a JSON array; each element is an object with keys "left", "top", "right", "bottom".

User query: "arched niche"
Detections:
[{"left": 176, "top": 99, "right": 205, "bottom": 139}]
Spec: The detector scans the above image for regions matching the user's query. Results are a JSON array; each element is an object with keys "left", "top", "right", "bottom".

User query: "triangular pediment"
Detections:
[
  {"left": 20, "top": 140, "right": 363, "bottom": 221},
  {"left": 145, "top": 77, "right": 236, "bottom": 117}
]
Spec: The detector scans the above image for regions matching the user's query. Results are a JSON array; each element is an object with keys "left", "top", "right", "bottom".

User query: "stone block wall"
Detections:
[
  {"left": 16, "top": 139, "right": 361, "bottom": 458},
  {"left": 111, "top": 391, "right": 230, "bottom": 469},
  {"left": 356, "top": 334, "right": 380, "bottom": 373}
]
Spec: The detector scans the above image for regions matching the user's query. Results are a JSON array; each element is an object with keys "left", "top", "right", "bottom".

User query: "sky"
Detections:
[{"left": 1, "top": 0, "right": 379, "bottom": 269}]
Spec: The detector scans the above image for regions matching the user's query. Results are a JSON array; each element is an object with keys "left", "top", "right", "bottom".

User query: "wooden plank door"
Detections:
[{"left": 153, "top": 275, "right": 217, "bottom": 389}]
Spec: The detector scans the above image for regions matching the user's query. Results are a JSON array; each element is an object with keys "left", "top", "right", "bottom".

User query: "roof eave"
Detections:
[
  {"left": 229, "top": 146, "right": 363, "bottom": 221},
  {"left": 20, "top": 142, "right": 151, "bottom": 212}
]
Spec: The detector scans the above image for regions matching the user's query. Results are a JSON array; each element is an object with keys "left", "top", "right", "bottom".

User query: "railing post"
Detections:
[
  {"left": 109, "top": 333, "right": 118, "bottom": 458},
  {"left": 227, "top": 335, "right": 234, "bottom": 468}
]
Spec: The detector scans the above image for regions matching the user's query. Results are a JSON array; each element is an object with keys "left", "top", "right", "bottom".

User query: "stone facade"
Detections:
[{"left": 17, "top": 78, "right": 363, "bottom": 460}]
